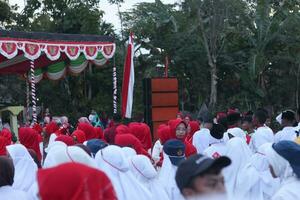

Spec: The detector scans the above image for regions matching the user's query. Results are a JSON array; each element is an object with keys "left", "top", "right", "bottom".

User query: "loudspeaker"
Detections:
[{"left": 143, "top": 78, "right": 179, "bottom": 140}]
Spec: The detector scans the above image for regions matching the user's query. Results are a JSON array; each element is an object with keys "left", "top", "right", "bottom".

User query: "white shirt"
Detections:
[
  {"left": 272, "top": 177, "right": 300, "bottom": 200},
  {"left": 151, "top": 140, "right": 163, "bottom": 164},
  {"left": 274, "top": 127, "right": 297, "bottom": 143},
  {"left": 203, "top": 142, "right": 227, "bottom": 159},
  {"left": 250, "top": 126, "right": 274, "bottom": 153},
  {"left": 192, "top": 128, "right": 211, "bottom": 154},
  {"left": 0, "top": 186, "right": 29, "bottom": 200}
]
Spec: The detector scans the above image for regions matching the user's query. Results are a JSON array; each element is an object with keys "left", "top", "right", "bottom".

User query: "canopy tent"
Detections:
[{"left": 0, "top": 30, "right": 116, "bottom": 124}]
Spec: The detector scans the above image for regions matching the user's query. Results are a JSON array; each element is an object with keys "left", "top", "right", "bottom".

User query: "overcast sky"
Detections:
[{"left": 9, "top": 0, "right": 178, "bottom": 32}]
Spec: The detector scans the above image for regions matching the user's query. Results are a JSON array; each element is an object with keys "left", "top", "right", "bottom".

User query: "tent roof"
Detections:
[{"left": 0, "top": 30, "right": 116, "bottom": 75}]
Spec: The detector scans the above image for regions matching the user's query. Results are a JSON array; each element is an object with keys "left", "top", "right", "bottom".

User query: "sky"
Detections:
[{"left": 8, "top": 0, "right": 178, "bottom": 32}]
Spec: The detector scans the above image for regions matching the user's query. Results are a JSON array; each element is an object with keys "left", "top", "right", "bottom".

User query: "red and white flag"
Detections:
[{"left": 121, "top": 33, "right": 135, "bottom": 118}]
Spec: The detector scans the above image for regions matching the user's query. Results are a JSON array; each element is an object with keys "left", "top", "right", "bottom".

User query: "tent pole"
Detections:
[{"left": 30, "top": 60, "right": 37, "bottom": 124}]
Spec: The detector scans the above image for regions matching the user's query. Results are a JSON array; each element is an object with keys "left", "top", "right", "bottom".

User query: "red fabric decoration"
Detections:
[
  {"left": 55, "top": 135, "right": 75, "bottom": 146},
  {"left": 0, "top": 128, "right": 12, "bottom": 145},
  {"left": 115, "top": 134, "right": 151, "bottom": 159},
  {"left": 77, "top": 123, "right": 97, "bottom": 140},
  {"left": 18, "top": 127, "right": 42, "bottom": 161},
  {"left": 37, "top": 162, "right": 117, "bottom": 200},
  {"left": 0, "top": 136, "right": 8, "bottom": 156},
  {"left": 128, "top": 122, "right": 152, "bottom": 150},
  {"left": 94, "top": 127, "right": 104, "bottom": 140},
  {"left": 71, "top": 130, "right": 87, "bottom": 144}
]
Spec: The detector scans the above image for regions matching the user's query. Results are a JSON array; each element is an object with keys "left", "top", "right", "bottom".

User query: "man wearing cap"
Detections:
[
  {"left": 203, "top": 124, "right": 227, "bottom": 159},
  {"left": 159, "top": 139, "right": 186, "bottom": 200},
  {"left": 175, "top": 154, "right": 231, "bottom": 199},
  {"left": 192, "top": 115, "right": 213, "bottom": 154},
  {"left": 265, "top": 141, "right": 300, "bottom": 200},
  {"left": 275, "top": 110, "right": 297, "bottom": 142}
]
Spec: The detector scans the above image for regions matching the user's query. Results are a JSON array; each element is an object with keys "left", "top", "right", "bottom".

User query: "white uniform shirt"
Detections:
[
  {"left": 250, "top": 126, "right": 274, "bottom": 153},
  {"left": 0, "top": 186, "right": 29, "bottom": 200},
  {"left": 203, "top": 142, "right": 227, "bottom": 159},
  {"left": 274, "top": 127, "right": 297, "bottom": 143},
  {"left": 272, "top": 176, "right": 300, "bottom": 200}
]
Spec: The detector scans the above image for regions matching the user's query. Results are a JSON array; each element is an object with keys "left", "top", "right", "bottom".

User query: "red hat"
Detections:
[
  {"left": 71, "top": 130, "right": 87, "bottom": 144},
  {"left": 19, "top": 127, "right": 42, "bottom": 161},
  {"left": 55, "top": 135, "right": 75, "bottom": 146},
  {"left": 37, "top": 162, "right": 117, "bottom": 200},
  {"left": 94, "top": 127, "right": 104, "bottom": 140}
]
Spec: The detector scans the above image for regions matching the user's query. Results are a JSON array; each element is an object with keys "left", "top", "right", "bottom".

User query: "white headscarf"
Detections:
[
  {"left": 6, "top": 144, "right": 38, "bottom": 192},
  {"left": 264, "top": 143, "right": 295, "bottom": 182},
  {"left": 43, "top": 145, "right": 96, "bottom": 168},
  {"left": 44, "top": 134, "right": 59, "bottom": 153},
  {"left": 249, "top": 126, "right": 274, "bottom": 153},
  {"left": 122, "top": 147, "right": 137, "bottom": 158},
  {"left": 192, "top": 128, "right": 211, "bottom": 153},
  {"left": 235, "top": 143, "right": 280, "bottom": 200},
  {"left": 95, "top": 145, "right": 152, "bottom": 200},
  {"left": 129, "top": 155, "right": 170, "bottom": 200},
  {"left": 223, "top": 137, "right": 252, "bottom": 198},
  {"left": 223, "top": 127, "right": 246, "bottom": 143},
  {"left": 158, "top": 152, "right": 185, "bottom": 200}
]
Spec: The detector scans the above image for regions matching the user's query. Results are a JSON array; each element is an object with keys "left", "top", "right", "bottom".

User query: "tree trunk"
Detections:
[
  {"left": 296, "top": 63, "right": 300, "bottom": 109},
  {"left": 209, "top": 62, "right": 217, "bottom": 111}
]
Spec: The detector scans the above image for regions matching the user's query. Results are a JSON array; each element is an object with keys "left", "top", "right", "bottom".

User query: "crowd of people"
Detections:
[{"left": 0, "top": 107, "right": 300, "bottom": 200}]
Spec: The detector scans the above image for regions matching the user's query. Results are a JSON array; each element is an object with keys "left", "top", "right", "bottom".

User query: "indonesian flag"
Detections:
[{"left": 121, "top": 33, "right": 135, "bottom": 118}]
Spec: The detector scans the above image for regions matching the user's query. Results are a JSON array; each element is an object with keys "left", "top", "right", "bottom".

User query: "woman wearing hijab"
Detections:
[
  {"left": 0, "top": 128, "right": 12, "bottom": 145},
  {"left": 185, "top": 121, "right": 200, "bottom": 143},
  {"left": 6, "top": 144, "right": 38, "bottom": 192},
  {"left": 71, "top": 130, "right": 87, "bottom": 144},
  {"left": 18, "top": 127, "right": 42, "bottom": 162},
  {"left": 94, "top": 127, "right": 104, "bottom": 140},
  {"left": 152, "top": 124, "right": 169, "bottom": 165},
  {"left": 265, "top": 141, "right": 300, "bottom": 200},
  {"left": 95, "top": 145, "right": 152, "bottom": 200},
  {"left": 77, "top": 122, "right": 97, "bottom": 140},
  {"left": 37, "top": 162, "right": 117, "bottom": 200},
  {"left": 122, "top": 147, "right": 137, "bottom": 158},
  {"left": 43, "top": 145, "right": 96, "bottom": 168},
  {"left": 129, "top": 155, "right": 170, "bottom": 200},
  {"left": 115, "top": 133, "right": 151, "bottom": 159},
  {"left": 55, "top": 135, "right": 75, "bottom": 146},
  {"left": 0, "top": 156, "right": 29, "bottom": 200},
  {"left": 169, "top": 119, "right": 197, "bottom": 157},
  {"left": 0, "top": 136, "right": 8, "bottom": 156},
  {"left": 235, "top": 143, "right": 280, "bottom": 200},
  {"left": 222, "top": 137, "right": 252, "bottom": 199},
  {"left": 128, "top": 122, "right": 152, "bottom": 151}
]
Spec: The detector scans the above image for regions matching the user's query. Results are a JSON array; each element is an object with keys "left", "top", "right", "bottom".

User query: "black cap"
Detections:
[
  {"left": 175, "top": 154, "right": 231, "bottom": 192},
  {"left": 163, "top": 139, "right": 186, "bottom": 166},
  {"left": 210, "top": 123, "right": 225, "bottom": 140}
]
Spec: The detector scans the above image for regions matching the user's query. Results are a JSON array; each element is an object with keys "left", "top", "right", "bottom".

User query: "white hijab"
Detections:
[
  {"left": 122, "top": 147, "right": 137, "bottom": 158},
  {"left": 43, "top": 145, "right": 96, "bottom": 168},
  {"left": 158, "top": 152, "right": 185, "bottom": 200},
  {"left": 45, "top": 133, "right": 58, "bottom": 153},
  {"left": 6, "top": 144, "right": 38, "bottom": 192},
  {"left": 130, "top": 155, "right": 170, "bottom": 200},
  {"left": 223, "top": 127, "right": 246, "bottom": 143},
  {"left": 264, "top": 143, "right": 295, "bottom": 182},
  {"left": 223, "top": 137, "right": 252, "bottom": 198},
  {"left": 235, "top": 143, "right": 280, "bottom": 200},
  {"left": 95, "top": 145, "right": 152, "bottom": 200}
]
